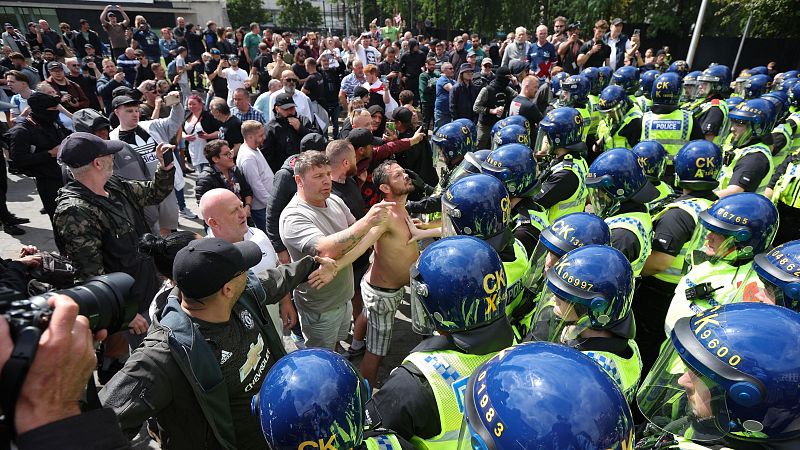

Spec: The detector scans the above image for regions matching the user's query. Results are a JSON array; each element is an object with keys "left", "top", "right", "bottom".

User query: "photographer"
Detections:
[{"left": 0, "top": 295, "right": 130, "bottom": 450}]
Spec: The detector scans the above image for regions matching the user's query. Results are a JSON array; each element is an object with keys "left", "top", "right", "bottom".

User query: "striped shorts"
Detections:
[{"left": 361, "top": 277, "right": 405, "bottom": 357}]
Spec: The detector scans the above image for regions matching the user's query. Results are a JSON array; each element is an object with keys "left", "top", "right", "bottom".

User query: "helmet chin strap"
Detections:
[{"left": 560, "top": 315, "right": 592, "bottom": 343}]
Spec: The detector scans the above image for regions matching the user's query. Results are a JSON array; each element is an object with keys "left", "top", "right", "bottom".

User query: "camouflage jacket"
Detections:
[{"left": 53, "top": 167, "right": 174, "bottom": 307}]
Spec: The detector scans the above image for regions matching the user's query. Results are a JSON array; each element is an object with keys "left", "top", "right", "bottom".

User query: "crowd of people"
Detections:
[{"left": 1, "top": 7, "right": 800, "bottom": 450}]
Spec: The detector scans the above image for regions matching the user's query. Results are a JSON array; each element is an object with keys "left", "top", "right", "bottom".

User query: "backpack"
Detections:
[{"left": 167, "top": 59, "right": 178, "bottom": 79}]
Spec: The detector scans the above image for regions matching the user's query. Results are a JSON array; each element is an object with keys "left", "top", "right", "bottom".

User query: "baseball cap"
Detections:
[
  {"left": 300, "top": 133, "right": 328, "bottom": 152},
  {"left": 611, "top": 18, "right": 624, "bottom": 26},
  {"left": 467, "top": 49, "right": 477, "bottom": 57},
  {"left": 482, "top": 58, "right": 493, "bottom": 67},
  {"left": 73, "top": 108, "right": 111, "bottom": 133},
  {"left": 459, "top": 63, "right": 474, "bottom": 74},
  {"left": 210, "top": 48, "right": 221, "bottom": 55},
  {"left": 84, "top": 43, "right": 94, "bottom": 49},
  {"left": 392, "top": 106, "right": 413, "bottom": 125},
  {"left": 111, "top": 95, "right": 140, "bottom": 110},
  {"left": 173, "top": 238, "right": 262, "bottom": 299},
  {"left": 347, "top": 127, "right": 382, "bottom": 148},
  {"left": 274, "top": 92, "right": 296, "bottom": 109},
  {"left": 59, "top": 132, "right": 125, "bottom": 168},
  {"left": 46, "top": 61, "right": 64, "bottom": 71},
  {"left": 4, "top": 23, "right": 12, "bottom": 28}
]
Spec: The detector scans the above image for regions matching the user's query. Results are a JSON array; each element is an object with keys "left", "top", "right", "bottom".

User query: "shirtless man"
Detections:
[{"left": 359, "top": 160, "right": 419, "bottom": 387}]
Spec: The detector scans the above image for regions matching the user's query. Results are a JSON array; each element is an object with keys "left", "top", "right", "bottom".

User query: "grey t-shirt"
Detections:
[{"left": 279, "top": 194, "right": 355, "bottom": 313}]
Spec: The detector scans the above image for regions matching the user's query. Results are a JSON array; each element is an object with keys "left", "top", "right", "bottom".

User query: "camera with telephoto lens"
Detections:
[{"left": 0, "top": 272, "right": 136, "bottom": 339}]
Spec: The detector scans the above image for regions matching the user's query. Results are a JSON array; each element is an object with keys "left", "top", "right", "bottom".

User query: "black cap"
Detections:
[
  {"left": 84, "top": 43, "right": 94, "bottom": 49},
  {"left": 73, "top": 108, "right": 110, "bottom": 133},
  {"left": 112, "top": 95, "right": 140, "bottom": 110},
  {"left": 353, "top": 86, "right": 369, "bottom": 99},
  {"left": 611, "top": 18, "right": 624, "bottom": 26},
  {"left": 173, "top": 238, "right": 262, "bottom": 299},
  {"left": 300, "top": 133, "right": 328, "bottom": 151},
  {"left": 274, "top": 92, "right": 296, "bottom": 109},
  {"left": 46, "top": 61, "right": 63, "bottom": 71},
  {"left": 59, "top": 132, "right": 125, "bottom": 168},
  {"left": 347, "top": 127, "right": 382, "bottom": 148},
  {"left": 392, "top": 106, "right": 413, "bottom": 125},
  {"left": 367, "top": 105, "right": 384, "bottom": 116}
]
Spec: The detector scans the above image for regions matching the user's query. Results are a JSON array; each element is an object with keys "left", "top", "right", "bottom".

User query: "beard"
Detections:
[{"left": 284, "top": 85, "right": 295, "bottom": 95}]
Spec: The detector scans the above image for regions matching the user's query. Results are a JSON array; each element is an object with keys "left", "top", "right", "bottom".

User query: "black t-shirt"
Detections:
[
  {"left": 292, "top": 63, "right": 309, "bottom": 86},
  {"left": 206, "top": 59, "right": 229, "bottom": 99},
  {"left": 618, "top": 116, "right": 642, "bottom": 148},
  {"left": 533, "top": 159, "right": 581, "bottom": 209},
  {"left": 304, "top": 71, "right": 326, "bottom": 105},
  {"left": 332, "top": 176, "right": 371, "bottom": 270},
  {"left": 508, "top": 95, "right": 542, "bottom": 139},
  {"left": 195, "top": 303, "right": 271, "bottom": 449},
  {"left": 220, "top": 115, "right": 244, "bottom": 146},
  {"left": 651, "top": 192, "right": 717, "bottom": 257},
  {"left": 578, "top": 40, "right": 611, "bottom": 68},
  {"left": 730, "top": 152, "right": 770, "bottom": 192},
  {"left": 252, "top": 53, "right": 273, "bottom": 93},
  {"left": 698, "top": 101, "right": 725, "bottom": 136},
  {"left": 511, "top": 198, "right": 544, "bottom": 257}
]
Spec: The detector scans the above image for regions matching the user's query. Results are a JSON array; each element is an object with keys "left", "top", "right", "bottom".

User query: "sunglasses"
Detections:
[{"left": 284, "top": 78, "right": 298, "bottom": 83}]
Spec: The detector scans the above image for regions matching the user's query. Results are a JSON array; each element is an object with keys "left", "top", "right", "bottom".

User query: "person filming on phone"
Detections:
[
  {"left": 604, "top": 18, "right": 639, "bottom": 70},
  {"left": 577, "top": 19, "right": 611, "bottom": 69}
]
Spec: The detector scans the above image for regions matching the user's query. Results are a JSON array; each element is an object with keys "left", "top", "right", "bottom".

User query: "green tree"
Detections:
[
  {"left": 714, "top": 0, "right": 800, "bottom": 38},
  {"left": 226, "top": 0, "right": 268, "bottom": 28},
  {"left": 277, "top": 0, "right": 323, "bottom": 29}
]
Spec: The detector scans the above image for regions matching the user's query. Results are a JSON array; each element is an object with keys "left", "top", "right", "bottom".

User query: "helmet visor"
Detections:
[
  {"left": 529, "top": 286, "right": 592, "bottom": 344},
  {"left": 449, "top": 152, "right": 483, "bottom": 184},
  {"left": 587, "top": 186, "right": 619, "bottom": 217},
  {"left": 441, "top": 197, "right": 461, "bottom": 238},
  {"left": 636, "top": 341, "right": 732, "bottom": 441},
  {"left": 532, "top": 130, "right": 552, "bottom": 158},
  {"left": 410, "top": 275, "right": 437, "bottom": 335},
  {"left": 600, "top": 104, "right": 625, "bottom": 129},
  {"left": 682, "top": 81, "right": 699, "bottom": 102},
  {"left": 697, "top": 80, "right": 713, "bottom": 98}
]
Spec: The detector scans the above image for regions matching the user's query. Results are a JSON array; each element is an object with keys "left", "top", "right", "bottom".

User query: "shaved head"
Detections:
[{"left": 199, "top": 188, "right": 248, "bottom": 243}]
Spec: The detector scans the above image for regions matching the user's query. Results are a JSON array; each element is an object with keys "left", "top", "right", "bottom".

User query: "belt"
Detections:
[{"left": 366, "top": 282, "right": 403, "bottom": 293}]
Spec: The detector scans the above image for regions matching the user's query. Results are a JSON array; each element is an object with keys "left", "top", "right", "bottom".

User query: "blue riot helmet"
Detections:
[
  {"left": 632, "top": 140, "right": 668, "bottom": 183},
  {"left": 581, "top": 67, "right": 601, "bottom": 95},
  {"left": 586, "top": 147, "right": 659, "bottom": 217},
  {"left": 458, "top": 342, "right": 635, "bottom": 450},
  {"left": 639, "top": 69, "right": 661, "bottom": 98},
  {"left": 612, "top": 65, "right": 640, "bottom": 95},
  {"left": 441, "top": 173, "right": 513, "bottom": 252},
  {"left": 560, "top": 74, "right": 591, "bottom": 106},
  {"left": 748, "top": 241, "right": 800, "bottom": 311},
  {"left": 771, "top": 71, "right": 798, "bottom": 92},
  {"left": 728, "top": 98, "right": 776, "bottom": 147},
  {"left": 681, "top": 70, "right": 703, "bottom": 102},
  {"left": 410, "top": 235, "right": 514, "bottom": 347},
  {"left": 252, "top": 348, "right": 369, "bottom": 449},
  {"left": 551, "top": 71, "right": 569, "bottom": 97},
  {"left": 597, "top": 66, "right": 613, "bottom": 90},
  {"left": 490, "top": 115, "right": 532, "bottom": 138},
  {"left": 651, "top": 72, "right": 683, "bottom": 106},
  {"left": 525, "top": 213, "right": 612, "bottom": 298},
  {"left": 530, "top": 245, "right": 635, "bottom": 344},
  {"left": 698, "top": 192, "right": 778, "bottom": 263},
  {"left": 674, "top": 140, "right": 723, "bottom": 191},
  {"left": 737, "top": 74, "right": 771, "bottom": 99},
  {"left": 535, "top": 106, "right": 586, "bottom": 156},
  {"left": 448, "top": 149, "right": 491, "bottom": 184},
  {"left": 637, "top": 303, "right": 800, "bottom": 443},
  {"left": 481, "top": 143, "right": 540, "bottom": 198},
  {"left": 453, "top": 117, "right": 478, "bottom": 144},
  {"left": 597, "top": 85, "right": 631, "bottom": 130},
  {"left": 727, "top": 96, "right": 745, "bottom": 109},
  {"left": 667, "top": 60, "right": 690, "bottom": 78},
  {"left": 697, "top": 64, "right": 732, "bottom": 99},
  {"left": 748, "top": 65, "right": 769, "bottom": 77},
  {"left": 491, "top": 124, "right": 529, "bottom": 149},
  {"left": 431, "top": 121, "right": 476, "bottom": 166},
  {"left": 777, "top": 77, "right": 798, "bottom": 95},
  {"left": 762, "top": 91, "right": 791, "bottom": 125}
]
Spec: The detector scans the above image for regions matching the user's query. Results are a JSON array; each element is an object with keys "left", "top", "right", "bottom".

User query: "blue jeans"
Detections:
[
  {"left": 326, "top": 103, "right": 341, "bottom": 138},
  {"left": 434, "top": 110, "right": 451, "bottom": 131},
  {"left": 251, "top": 208, "right": 266, "bottom": 232},
  {"left": 175, "top": 188, "right": 186, "bottom": 210}
]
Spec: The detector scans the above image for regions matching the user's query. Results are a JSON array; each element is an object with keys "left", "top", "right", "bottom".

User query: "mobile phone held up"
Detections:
[{"left": 161, "top": 148, "right": 174, "bottom": 166}]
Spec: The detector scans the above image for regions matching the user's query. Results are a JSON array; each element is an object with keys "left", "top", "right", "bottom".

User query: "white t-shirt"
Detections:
[
  {"left": 222, "top": 67, "right": 249, "bottom": 104},
  {"left": 175, "top": 54, "right": 188, "bottom": 85}
]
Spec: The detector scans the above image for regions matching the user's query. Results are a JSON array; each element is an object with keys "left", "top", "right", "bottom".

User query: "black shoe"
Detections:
[
  {"left": 3, "top": 224, "right": 25, "bottom": 235},
  {"left": 4, "top": 215, "right": 29, "bottom": 225}
]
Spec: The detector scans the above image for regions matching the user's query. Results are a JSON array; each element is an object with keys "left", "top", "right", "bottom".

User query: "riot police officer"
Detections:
[
  {"left": 667, "top": 60, "right": 690, "bottom": 79},
  {"left": 367, "top": 236, "right": 515, "bottom": 448},
  {"left": 663, "top": 192, "right": 779, "bottom": 333},
  {"left": 595, "top": 84, "right": 643, "bottom": 151},
  {"left": 490, "top": 115, "right": 532, "bottom": 146},
  {"left": 632, "top": 140, "right": 674, "bottom": 211},
  {"left": 527, "top": 245, "right": 643, "bottom": 400},
  {"left": 762, "top": 91, "right": 793, "bottom": 167},
  {"left": 555, "top": 74, "right": 595, "bottom": 141},
  {"left": 679, "top": 70, "right": 703, "bottom": 106},
  {"left": 490, "top": 123, "right": 529, "bottom": 149},
  {"left": 458, "top": 342, "right": 636, "bottom": 449},
  {"left": 612, "top": 65, "right": 643, "bottom": 110},
  {"left": 636, "top": 140, "right": 722, "bottom": 372},
  {"left": 442, "top": 173, "right": 534, "bottom": 340},
  {"left": 740, "top": 240, "right": 800, "bottom": 311},
  {"left": 637, "top": 303, "right": 800, "bottom": 450},
  {"left": 717, "top": 98, "right": 775, "bottom": 197},
  {"left": 252, "top": 348, "right": 413, "bottom": 449},
  {"left": 684, "top": 64, "right": 731, "bottom": 146},
  {"left": 586, "top": 147, "right": 659, "bottom": 277},
  {"left": 641, "top": 72, "right": 704, "bottom": 182},
  {"left": 766, "top": 146, "right": 800, "bottom": 247},
  {"left": 581, "top": 67, "right": 603, "bottom": 142},
  {"left": 519, "top": 212, "right": 612, "bottom": 341},
  {"left": 533, "top": 107, "right": 590, "bottom": 223},
  {"left": 736, "top": 73, "right": 771, "bottom": 99},
  {"left": 637, "top": 69, "right": 661, "bottom": 113}
]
